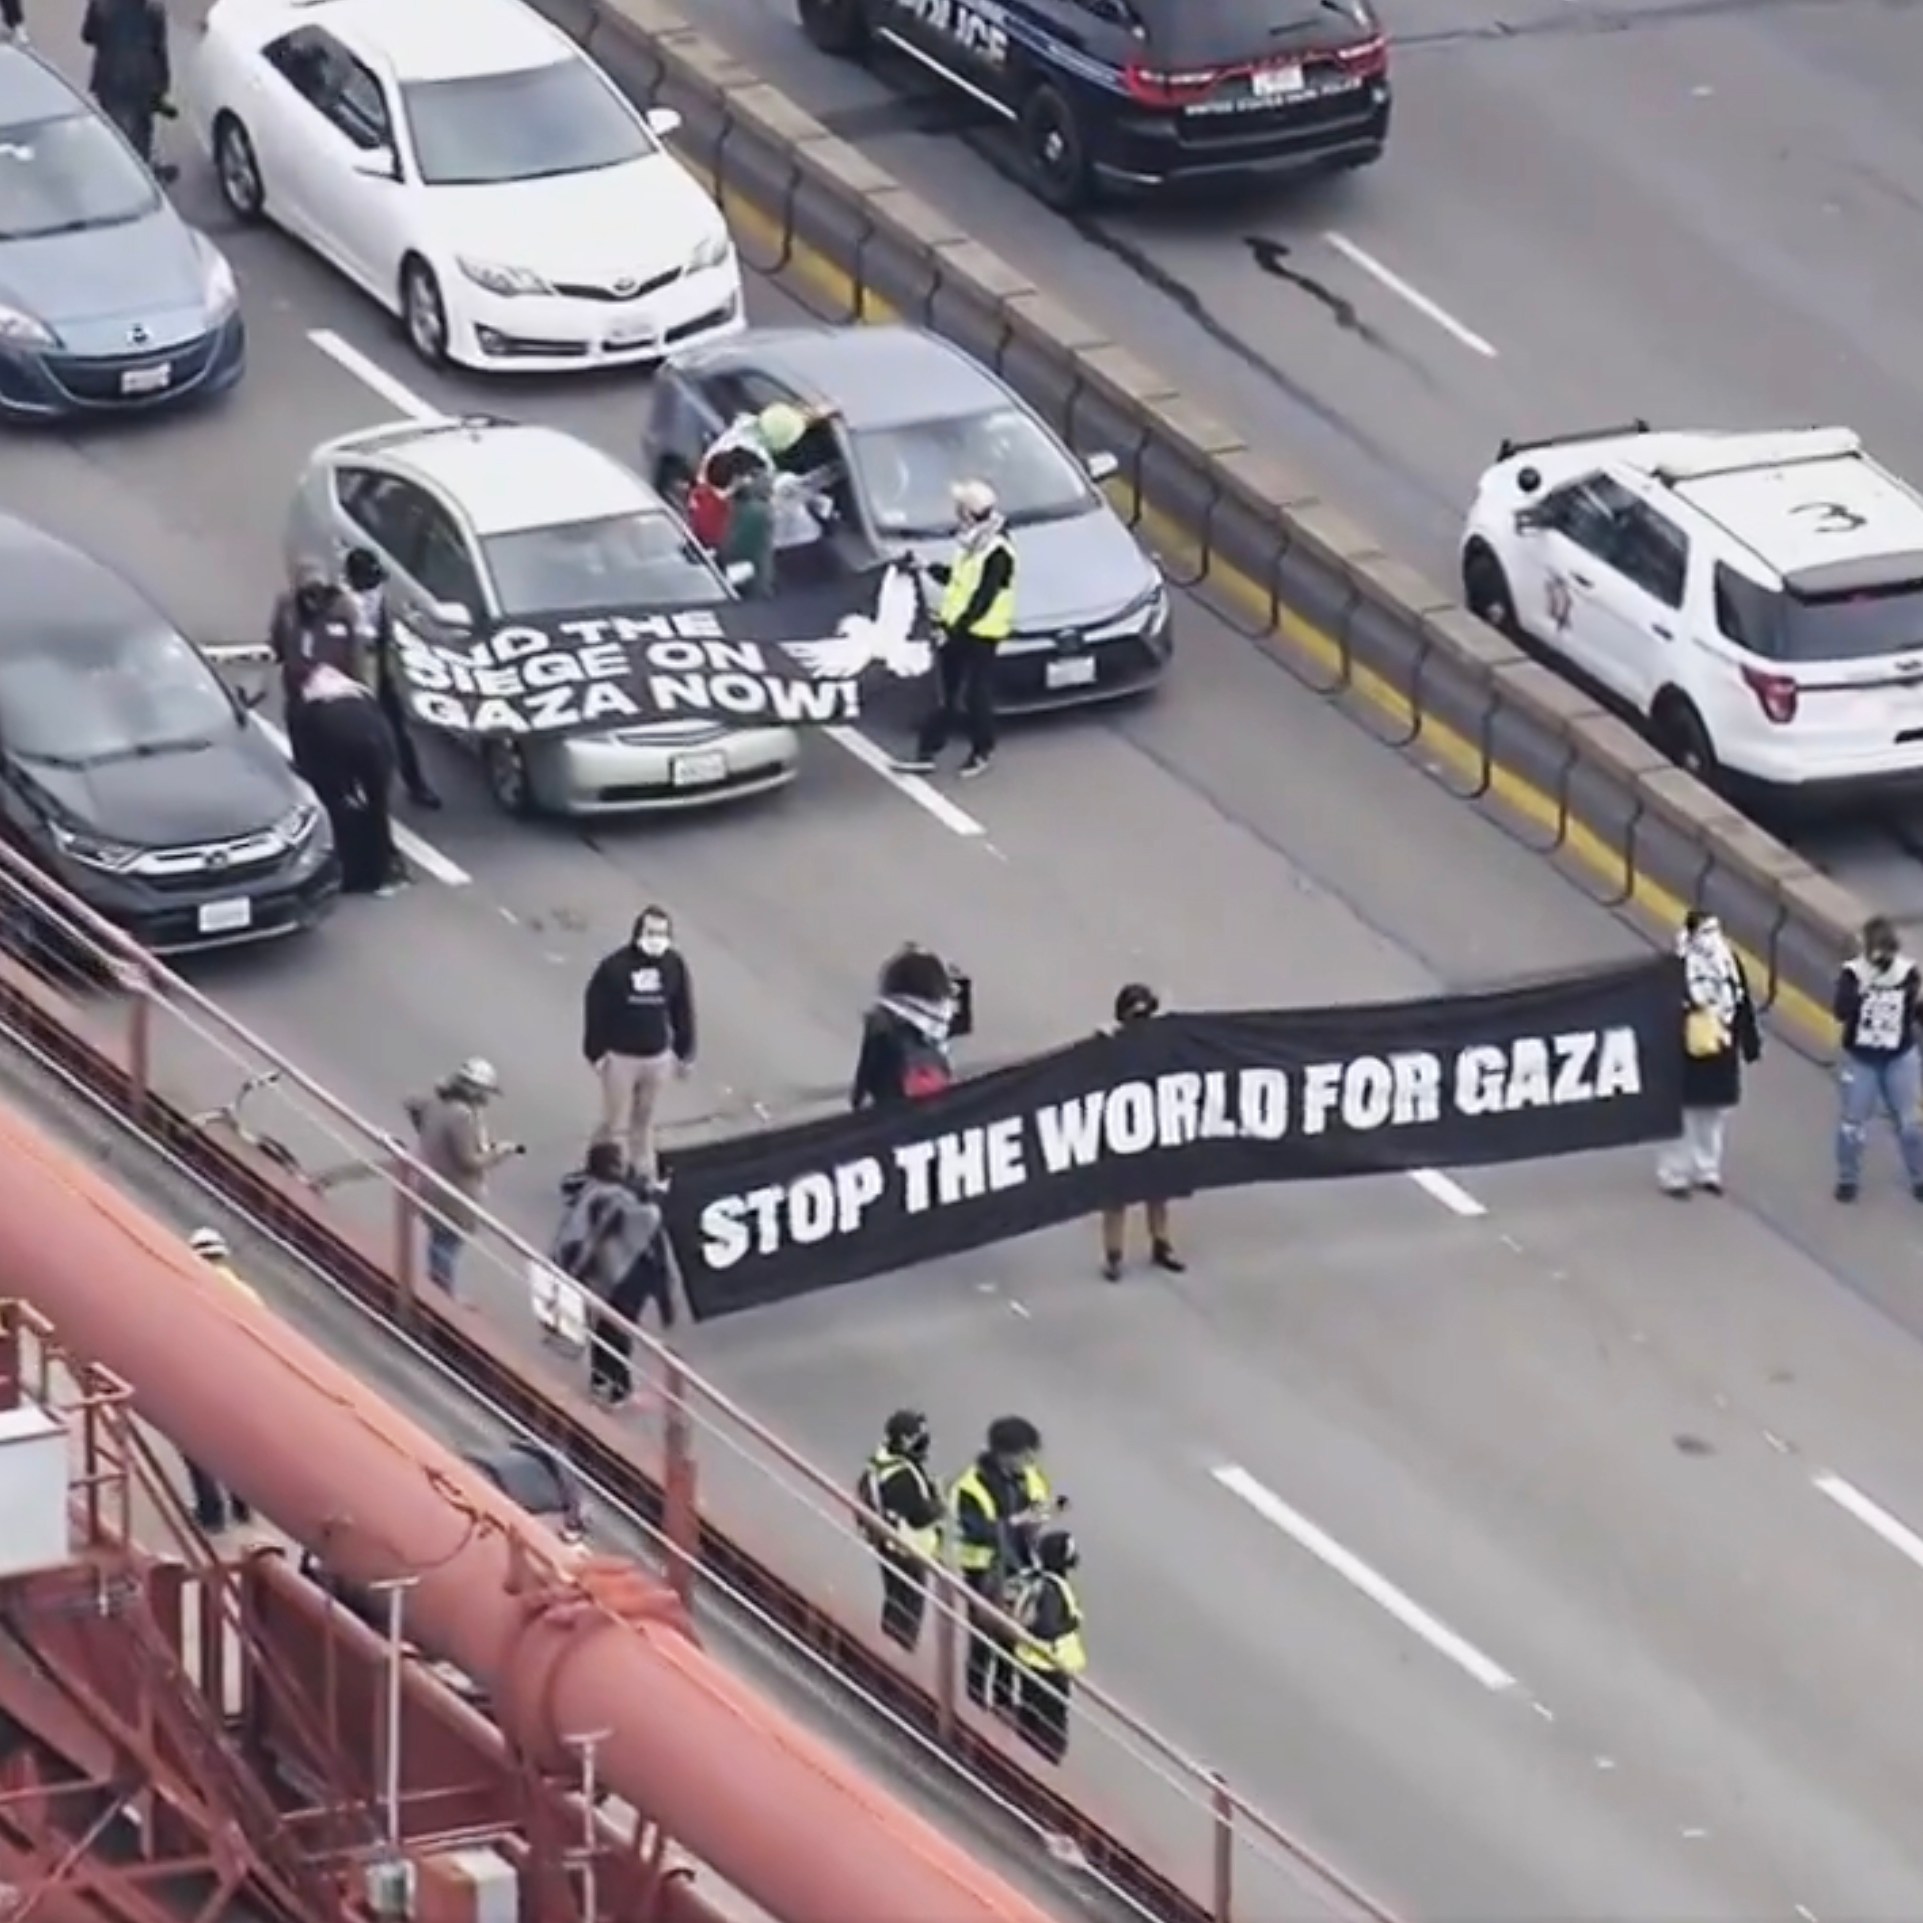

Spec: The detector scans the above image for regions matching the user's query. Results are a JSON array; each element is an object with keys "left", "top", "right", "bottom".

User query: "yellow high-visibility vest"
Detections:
[
  {"left": 1014, "top": 1571, "right": 1087, "bottom": 1676},
  {"left": 204, "top": 1258, "right": 261, "bottom": 1308},
  {"left": 859, "top": 1449, "right": 941, "bottom": 1559},
  {"left": 938, "top": 536, "right": 1016, "bottom": 640},
  {"left": 947, "top": 1461, "right": 1049, "bottom": 1572}
]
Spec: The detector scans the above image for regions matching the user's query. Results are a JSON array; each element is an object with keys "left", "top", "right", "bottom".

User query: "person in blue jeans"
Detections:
[{"left": 1833, "top": 915, "right": 1923, "bottom": 1203}]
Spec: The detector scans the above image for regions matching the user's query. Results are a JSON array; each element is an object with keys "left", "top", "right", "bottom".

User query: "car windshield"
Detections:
[
  {"left": 400, "top": 61, "right": 651, "bottom": 188},
  {"left": 1142, "top": 0, "right": 1367, "bottom": 63},
  {"left": 850, "top": 410, "right": 1092, "bottom": 537},
  {"left": 0, "top": 111, "right": 159, "bottom": 241},
  {"left": 1782, "top": 580, "right": 1923, "bottom": 662},
  {"left": 483, "top": 513, "right": 729, "bottom": 614},
  {"left": 0, "top": 626, "right": 236, "bottom": 764}
]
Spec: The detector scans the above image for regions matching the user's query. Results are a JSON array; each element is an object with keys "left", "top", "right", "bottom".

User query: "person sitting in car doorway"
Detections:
[
  {"left": 1100, "top": 983, "right": 1185, "bottom": 1282},
  {"left": 340, "top": 546, "right": 440, "bottom": 810},
  {"left": 852, "top": 944, "right": 970, "bottom": 1108}
]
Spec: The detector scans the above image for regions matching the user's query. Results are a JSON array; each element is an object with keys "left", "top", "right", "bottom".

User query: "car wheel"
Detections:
[
  {"left": 1020, "top": 85, "right": 1093, "bottom": 212},
  {"left": 1462, "top": 544, "right": 1520, "bottom": 639},
  {"left": 1653, "top": 691, "right": 1719, "bottom": 786},
  {"left": 401, "top": 256, "right": 450, "bottom": 367},
  {"left": 655, "top": 456, "right": 694, "bottom": 511},
  {"left": 213, "top": 115, "right": 265, "bottom": 223},
  {"left": 482, "top": 741, "right": 538, "bottom": 818},
  {"left": 797, "top": 0, "right": 869, "bottom": 56}
]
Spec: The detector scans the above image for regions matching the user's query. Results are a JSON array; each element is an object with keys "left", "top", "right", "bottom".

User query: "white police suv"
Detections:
[{"left": 1461, "top": 424, "right": 1923, "bottom": 801}]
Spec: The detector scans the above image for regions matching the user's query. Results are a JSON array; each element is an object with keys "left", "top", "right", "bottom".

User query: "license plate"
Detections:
[
  {"left": 120, "top": 362, "right": 172, "bottom": 395},
  {"left": 1251, "top": 63, "right": 1305, "bottom": 97},
  {"left": 197, "top": 898, "right": 252, "bottom": 936},
  {"left": 671, "top": 751, "right": 728, "bottom": 788},
  {"left": 603, "top": 323, "right": 659, "bottom": 351},
  {"left": 1046, "top": 655, "right": 1098, "bottom": 691}
]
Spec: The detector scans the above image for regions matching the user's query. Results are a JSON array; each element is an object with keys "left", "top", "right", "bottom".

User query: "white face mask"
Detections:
[{"left": 637, "top": 926, "right": 671, "bottom": 957}]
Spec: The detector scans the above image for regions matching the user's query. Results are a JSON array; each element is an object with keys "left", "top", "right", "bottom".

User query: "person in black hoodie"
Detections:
[
  {"left": 1833, "top": 914, "right": 1923, "bottom": 1202},
  {"left": 851, "top": 945, "right": 965, "bottom": 1107},
  {"left": 342, "top": 546, "right": 440, "bottom": 810},
  {"left": 582, "top": 906, "right": 696, "bottom": 1183},
  {"left": 81, "top": 0, "right": 175, "bottom": 177},
  {"left": 1099, "top": 982, "right": 1186, "bottom": 1281}
]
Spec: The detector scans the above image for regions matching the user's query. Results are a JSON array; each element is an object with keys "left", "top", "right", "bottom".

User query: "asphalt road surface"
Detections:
[
  {"left": 657, "top": 0, "right": 1923, "bottom": 907},
  {"left": 20, "top": 1, "right": 1923, "bottom": 1915}
]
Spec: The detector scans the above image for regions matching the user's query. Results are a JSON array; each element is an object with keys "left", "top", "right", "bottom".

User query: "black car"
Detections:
[
  {"left": 647, "top": 325, "right": 1172, "bottom": 711},
  {"left": 0, "top": 516, "right": 338, "bottom": 955},
  {"left": 797, "top": 0, "right": 1389, "bottom": 207}
]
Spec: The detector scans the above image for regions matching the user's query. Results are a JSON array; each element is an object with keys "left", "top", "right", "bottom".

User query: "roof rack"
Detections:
[
  {"left": 1653, "top": 426, "right": 1861, "bottom": 485},
  {"left": 1497, "top": 420, "right": 1651, "bottom": 462}
]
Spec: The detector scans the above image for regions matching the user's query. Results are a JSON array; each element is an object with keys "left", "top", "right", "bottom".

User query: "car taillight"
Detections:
[
  {"left": 1742, "top": 665, "right": 1800, "bottom": 724},
  {"left": 1123, "top": 61, "right": 1221, "bottom": 107},
  {"left": 1329, "top": 33, "right": 1388, "bottom": 77}
]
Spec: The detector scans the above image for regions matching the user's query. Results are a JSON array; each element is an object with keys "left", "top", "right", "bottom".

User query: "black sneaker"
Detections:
[
  {"left": 959, "top": 752, "right": 994, "bottom": 780},
  {"left": 891, "top": 754, "right": 937, "bottom": 775},
  {"left": 1151, "top": 1241, "right": 1187, "bottom": 1274},
  {"left": 1835, "top": 1182, "right": 1859, "bottom": 1203},
  {"left": 1101, "top": 1253, "right": 1122, "bottom": 1283}
]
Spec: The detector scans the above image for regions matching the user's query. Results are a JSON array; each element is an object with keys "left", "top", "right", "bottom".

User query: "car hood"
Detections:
[
  {"left": 27, "top": 725, "right": 298, "bottom": 847},
  {"left": 424, "top": 159, "right": 725, "bottom": 281},
  {"left": 904, "top": 510, "right": 1160, "bottom": 635},
  {"left": 0, "top": 206, "right": 203, "bottom": 330}
]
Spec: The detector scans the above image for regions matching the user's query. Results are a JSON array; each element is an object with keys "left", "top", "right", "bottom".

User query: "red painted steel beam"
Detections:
[{"left": 0, "top": 1099, "right": 1057, "bottom": 1923}]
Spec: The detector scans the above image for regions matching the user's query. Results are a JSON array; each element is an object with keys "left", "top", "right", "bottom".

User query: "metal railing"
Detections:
[
  {"left": 0, "top": 838, "right": 1396, "bottom": 1923},
  {"left": 511, "top": 0, "right": 1864, "bottom": 1051}
]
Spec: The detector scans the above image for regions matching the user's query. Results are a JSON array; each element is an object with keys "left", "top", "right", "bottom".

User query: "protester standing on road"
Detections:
[
  {"left": 341, "top": 546, "right": 441, "bottom": 810},
  {"left": 1833, "top": 915, "right": 1923, "bottom": 1203},
  {"left": 407, "top": 1060, "right": 521, "bottom": 1293},
  {"left": 1657, "top": 912, "right": 1761, "bottom": 1199},
  {"left": 893, "top": 479, "right": 1016, "bottom": 782},
  {"left": 179, "top": 1228, "right": 256, "bottom": 1534},
  {"left": 1011, "top": 1525, "right": 1086, "bottom": 1764},
  {"left": 857, "top": 1409, "right": 943, "bottom": 1652},
  {"left": 581, "top": 907, "right": 696, "bottom": 1183},
  {"left": 851, "top": 945, "right": 965, "bottom": 1108},
  {"left": 294, "top": 662, "right": 405, "bottom": 895},
  {"left": 81, "top": 0, "right": 175, "bottom": 179},
  {"left": 949, "top": 1416, "right": 1057, "bottom": 1715},
  {"left": 1099, "top": 982, "right": 1187, "bottom": 1279},
  {"left": 551, "top": 1140, "right": 673, "bottom": 1407}
]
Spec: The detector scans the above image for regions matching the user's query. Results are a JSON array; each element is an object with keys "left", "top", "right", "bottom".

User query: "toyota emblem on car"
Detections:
[
  {"left": 128, "top": 323, "right": 150, "bottom": 347},
  {"left": 611, "top": 277, "right": 640, "bottom": 297}
]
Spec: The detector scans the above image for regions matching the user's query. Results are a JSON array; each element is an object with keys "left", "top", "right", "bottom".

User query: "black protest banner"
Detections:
[
  {"left": 391, "top": 566, "right": 931, "bottom": 738},
  {"left": 664, "top": 955, "right": 1684, "bottom": 1321}
]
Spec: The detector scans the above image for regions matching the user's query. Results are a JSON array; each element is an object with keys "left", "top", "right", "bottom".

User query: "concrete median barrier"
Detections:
[{"left": 544, "top": 0, "right": 1867, "bottom": 1049}]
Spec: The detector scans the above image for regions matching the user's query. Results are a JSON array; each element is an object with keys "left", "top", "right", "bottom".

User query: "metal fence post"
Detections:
[
  {"left": 661, "top": 1356, "right": 698, "bottom": 1611},
  {"left": 392, "top": 1186, "right": 418, "bottom": 1328},
  {"left": 1210, "top": 1769, "right": 1234, "bottom": 1923},
  {"left": 932, "top": 1568, "right": 958, "bottom": 1745},
  {"left": 123, "top": 958, "right": 152, "bottom": 1123}
]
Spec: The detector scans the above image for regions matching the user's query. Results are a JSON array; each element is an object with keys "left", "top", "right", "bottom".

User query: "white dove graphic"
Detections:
[{"left": 784, "top": 565, "right": 933, "bottom": 681}]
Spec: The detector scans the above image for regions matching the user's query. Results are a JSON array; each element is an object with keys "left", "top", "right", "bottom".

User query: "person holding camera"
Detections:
[
  {"left": 407, "top": 1058, "right": 522, "bottom": 1294},
  {"left": 1101, "top": 983, "right": 1186, "bottom": 1282}
]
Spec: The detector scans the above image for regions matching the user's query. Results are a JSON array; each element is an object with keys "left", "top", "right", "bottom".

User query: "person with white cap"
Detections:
[
  {"left": 405, "top": 1059, "right": 522, "bottom": 1293},
  {"left": 893, "top": 478, "right": 1016, "bottom": 781},
  {"left": 180, "top": 1228, "right": 257, "bottom": 1533}
]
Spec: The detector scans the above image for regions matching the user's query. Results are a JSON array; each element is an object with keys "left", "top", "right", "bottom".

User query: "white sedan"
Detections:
[{"left": 186, "top": 0, "right": 745, "bottom": 373}]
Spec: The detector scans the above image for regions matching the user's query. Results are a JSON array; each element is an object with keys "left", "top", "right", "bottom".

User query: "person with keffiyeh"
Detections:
[{"left": 1659, "top": 910, "right": 1761, "bottom": 1198}]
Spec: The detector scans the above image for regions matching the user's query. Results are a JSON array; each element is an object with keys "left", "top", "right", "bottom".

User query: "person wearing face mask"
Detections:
[
  {"left": 1657, "top": 912, "right": 1761, "bottom": 1198},
  {"left": 857, "top": 1409, "right": 944, "bottom": 1651},
  {"left": 851, "top": 945, "right": 964, "bottom": 1107},
  {"left": 1833, "top": 914, "right": 1923, "bottom": 1203},
  {"left": 341, "top": 547, "right": 440, "bottom": 810},
  {"left": 581, "top": 907, "right": 696, "bottom": 1184},
  {"left": 892, "top": 478, "right": 1016, "bottom": 782},
  {"left": 948, "top": 1415, "right": 1061, "bottom": 1715},
  {"left": 1100, "top": 983, "right": 1186, "bottom": 1278},
  {"left": 1010, "top": 1525, "right": 1087, "bottom": 1764}
]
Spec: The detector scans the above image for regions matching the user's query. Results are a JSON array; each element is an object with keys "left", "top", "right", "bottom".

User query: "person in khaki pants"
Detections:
[
  {"left": 1100, "top": 982, "right": 1186, "bottom": 1283},
  {"left": 581, "top": 905, "right": 696, "bottom": 1182}
]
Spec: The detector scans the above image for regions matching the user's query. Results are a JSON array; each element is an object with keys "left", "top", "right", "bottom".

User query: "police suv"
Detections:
[
  {"left": 797, "top": 0, "right": 1389, "bottom": 209},
  {"left": 1460, "top": 424, "right": 1923, "bottom": 804}
]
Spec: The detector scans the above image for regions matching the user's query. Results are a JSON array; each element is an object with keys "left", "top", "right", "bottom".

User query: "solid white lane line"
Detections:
[
  {"left": 1407, "top": 1167, "right": 1487, "bottom": 1217},
  {"left": 307, "top": 328, "right": 442, "bottom": 421},
  {"left": 257, "top": 718, "right": 473, "bottom": 889},
  {"left": 827, "top": 725, "right": 985, "bottom": 837},
  {"left": 1813, "top": 1472, "right": 1923, "bottom": 1573},
  {"left": 302, "top": 334, "right": 986, "bottom": 838},
  {"left": 1322, "top": 233, "right": 1499, "bottom": 360},
  {"left": 1212, "top": 1463, "right": 1518, "bottom": 1692}
]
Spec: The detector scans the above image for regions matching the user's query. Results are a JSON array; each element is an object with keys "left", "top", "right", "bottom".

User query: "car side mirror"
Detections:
[
  {"left": 430, "top": 599, "right": 474, "bottom": 632},
  {"left": 724, "top": 560, "right": 755, "bottom": 587},
  {"left": 646, "top": 108, "right": 683, "bottom": 140},
  {"left": 351, "top": 146, "right": 399, "bottom": 181},
  {"left": 1085, "top": 450, "right": 1120, "bottom": 483},
  {"left": 237, "top": 684, "right": 267, "bottom": 711},
  {"left": 1514, "top": 506, "right": 1551, "bottom": 535}
]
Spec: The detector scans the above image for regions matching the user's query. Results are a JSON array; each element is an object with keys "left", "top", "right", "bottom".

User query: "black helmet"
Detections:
[
  {"left": 986, "top": 1415, "right": 1040, "bottom": 1458},
  {"left": 1114, "top": 982, "right": 1160, "bottom": 1024},
  {"left": 344, "top": 546, "right": 386, "bottom": 592},
  {"left": 1036, "top": 1525, "right": 1078, "bottom": 1573},
  {"left": 885, "top": 1408, "right": 929, "bottom": 1456}
]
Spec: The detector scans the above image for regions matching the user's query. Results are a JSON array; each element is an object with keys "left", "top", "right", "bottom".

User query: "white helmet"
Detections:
[
  {"left": 187, "top": 1227, "right": 229, "bottom": 1262},
  {"left": 952, "top": 478, "right": 998, "bottom": 525},
  {"left": 455, "top": 1056, "right": 500, "bottom": 1095}
]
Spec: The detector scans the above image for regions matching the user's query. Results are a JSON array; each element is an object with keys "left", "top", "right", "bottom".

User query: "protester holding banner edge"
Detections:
[{"left": 1100, "top": 982, "right": 1186, "bottom": 1282}]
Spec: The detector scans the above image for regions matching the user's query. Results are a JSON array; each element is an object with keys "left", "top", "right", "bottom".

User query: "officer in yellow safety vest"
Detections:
[
  {"left": 893, "top": 478, "right": 1016, "bottom": 783},
  {"left": 182, "top": 1228, "right": 258, "bottom": 1536},
  {"left": 1012, "top": 1526, "right": 1087, "bottom": 1764},
  {"left": 948, "top": 1414, "right": 1056, "bottom": 1714},
  {"left": 857, "top": 1409, "right": 944, "bottom": 1652}
]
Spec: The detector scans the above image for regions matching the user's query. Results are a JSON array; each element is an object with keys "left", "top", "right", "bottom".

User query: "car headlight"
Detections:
[
  {"left": 272, "top": 799, "right": 319, "bottom": 849},
  {"left": 0, "top": 301, "right": 57, "bottom": 348},
  {"left": 457, "top": 257, "right": 552, "bottom": 297},
  {"left": 197, "top": 239, "right": 239, "bottom": 318},
  {"left": 49, "top": 822, "right": 140, "bottom": 872},
  {"left": 688, "top": 229, "right": 734, "bottom": 274}
]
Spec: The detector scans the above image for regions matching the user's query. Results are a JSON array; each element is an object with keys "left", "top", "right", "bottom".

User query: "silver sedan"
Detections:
[{"left": 282, "top": 417, "right": 798, "bottom": 817}]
